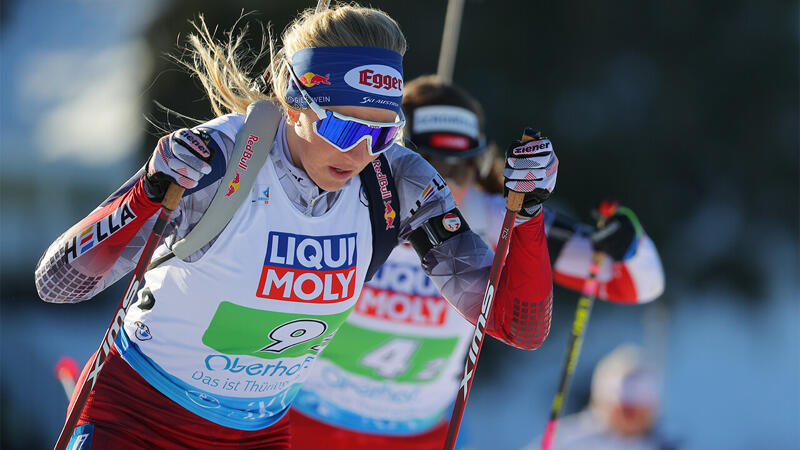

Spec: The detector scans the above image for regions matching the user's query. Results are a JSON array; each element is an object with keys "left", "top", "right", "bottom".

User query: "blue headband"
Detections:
[{"left": 285, "top": 46, "right": 404, "bottom": 114}]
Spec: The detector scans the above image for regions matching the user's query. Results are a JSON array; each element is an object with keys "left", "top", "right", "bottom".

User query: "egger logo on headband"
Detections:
[
  {"left": 285, "top": 47, "right": 404, "bottom": 113},
  {"left": 345, "top": 65, "right": 403, "bottom": 96}
]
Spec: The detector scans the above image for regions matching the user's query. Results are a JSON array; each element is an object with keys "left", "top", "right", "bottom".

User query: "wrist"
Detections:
[
  {"left": 143, "top": 172, "right": 175, "bottom": 202},
  {"left": 130, "top": 175, "right": 164, "bottom": 213},
  {"left": 518, "top": 203, "right": 542, "bottom": 219}
]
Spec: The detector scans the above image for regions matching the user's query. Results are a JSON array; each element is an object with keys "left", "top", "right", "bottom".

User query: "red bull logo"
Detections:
[
  {"left": 225, "top": 171, "right": 241, "bottom": 197},
  {"left": 370, "top": 159, "right": 396, "bottom": 230},
  {"left": 371, "top": 159, "right": 391, "bottom": 199},
  {"left": 383, "top": 201, "right": 396, "bottom": 230},
  {"left": 299, "top": 72, "right": 331, "bottom": 87},
  {"left": 256, "top": 232, "right": 358, "bottom": 303},
  {"left": 238, "top": 134, "right": 259, "bottom": 171}
]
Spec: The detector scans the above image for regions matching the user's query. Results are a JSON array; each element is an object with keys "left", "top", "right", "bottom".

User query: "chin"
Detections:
[
  {"left": 309, "top": 164, "right": 361, "bottom": 192},
  {"left": 314, "top": 176, "right": 348, "bottom": 192}
]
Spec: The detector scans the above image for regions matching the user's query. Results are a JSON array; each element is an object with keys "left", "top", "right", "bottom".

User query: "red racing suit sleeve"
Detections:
[
  {"left": 487, "top": 212, "right": 553, "bottom": 350},
  {"left": 544, "top": 209, "right": 665, "bottom": 304},
  {"left": 551, "top": 237, "right": 664, "bottom": 304},
  {"left": 390, "top": 147, "right": 552, "bottom": 351},
  {"left": 35, "top": 118, "right": 237, "bottom": 304},
  {"left": 35, "top": 172, "right": 162, "bottom": 303}
]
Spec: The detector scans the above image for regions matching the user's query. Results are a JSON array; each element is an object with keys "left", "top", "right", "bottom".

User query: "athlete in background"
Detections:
[
  {"left": 290, "top": 75, "right": 665, "bottom": 449},
  {"left": 34, "top": 7, "right": 558, "bottom": 449},
  {"left": 523, "top": 345, "right": 676, "bottom": 450}
]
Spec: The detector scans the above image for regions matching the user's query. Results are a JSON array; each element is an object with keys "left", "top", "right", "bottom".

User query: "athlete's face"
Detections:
[
  {"left": 425, "top": 156, "right": 477, "bottom": 206},
  {"left": 286, "top": 106, "right": 398, "bottom": 192},
  {"left": 426, "top": 157, "right": 476, "bottom": 190}
]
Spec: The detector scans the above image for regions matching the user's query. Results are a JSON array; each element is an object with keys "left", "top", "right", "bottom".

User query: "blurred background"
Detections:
[{"left": 1, "top": 0, "right": 797, "bottom": 448}]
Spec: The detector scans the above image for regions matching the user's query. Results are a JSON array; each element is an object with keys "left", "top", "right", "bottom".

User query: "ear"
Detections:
[{"left": 287, "top": 109, "right": 300, "bottom": 123}]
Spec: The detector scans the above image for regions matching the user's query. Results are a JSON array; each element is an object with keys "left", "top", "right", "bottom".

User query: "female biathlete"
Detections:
[
  {"left": 35, "top": 6, "right": 558, "bottom": 449},
  {"left": 289, "top": 75, "right": 665, "bottom": 449}
]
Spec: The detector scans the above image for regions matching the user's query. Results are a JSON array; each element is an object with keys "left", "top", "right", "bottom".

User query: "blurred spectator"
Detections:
[{"left": 525, "top": 345, "right": 676, "bottom": 450}]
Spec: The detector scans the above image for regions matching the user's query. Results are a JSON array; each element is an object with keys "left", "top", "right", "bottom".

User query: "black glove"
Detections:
[
  {"left": 591, "top": 207, "right": 642, "bottom": 261},
  {"left": 503, "top": 129, "right": 558, "bottom": 217}
]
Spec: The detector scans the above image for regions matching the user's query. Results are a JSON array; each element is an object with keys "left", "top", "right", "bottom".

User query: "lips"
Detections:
[{"left": 328, "top": 166, "right": 355, "bottom": 179}]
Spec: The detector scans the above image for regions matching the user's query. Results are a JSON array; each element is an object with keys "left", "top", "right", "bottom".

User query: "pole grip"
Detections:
[
  {"left": 506, "top": 191, "right": 525, "bottom": 212},
  {"left": 162, "top": 183, "right": 184, "bottom": 211},
  {"left": 505, "top": 128, "right": 539, "bottom": 212}
]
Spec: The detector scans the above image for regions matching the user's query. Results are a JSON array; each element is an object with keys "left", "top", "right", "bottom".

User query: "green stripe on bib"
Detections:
[
  {"left": 202, "top": 301, "right": 353, "bottom": 359},
  {"left": 321, "top": 322, "right": 459, "bottom": 383}
]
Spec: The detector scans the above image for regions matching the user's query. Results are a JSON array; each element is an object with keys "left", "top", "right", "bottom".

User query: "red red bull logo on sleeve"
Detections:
[
  {"left": 299, "top": 72, "right": 331, "bottom": 87},
  {"left": 225, "top": 171, "right": 241, "bottom": 197},
  {"left": 256, "top": 232, "right": 358, "bottom": 303}
]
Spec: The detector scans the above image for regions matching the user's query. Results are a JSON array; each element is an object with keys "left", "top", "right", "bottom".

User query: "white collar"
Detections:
[{"left": 271, "top": 120, "right": 341, "bottom": 216}]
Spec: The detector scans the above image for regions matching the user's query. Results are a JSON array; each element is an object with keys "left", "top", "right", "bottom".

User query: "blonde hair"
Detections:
[{"left": 183, "top": 5, "right": 407, "bottom": 117}]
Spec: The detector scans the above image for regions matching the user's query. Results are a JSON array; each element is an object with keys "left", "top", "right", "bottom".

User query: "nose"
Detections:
[{"left": 342, "top": 140, "right": 373, "bottom": 166}]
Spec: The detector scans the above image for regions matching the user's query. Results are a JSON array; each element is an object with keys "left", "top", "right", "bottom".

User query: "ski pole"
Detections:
[
  {"left": 539, "top": 201, "right": 616, "bottom": 450},
  {"left": 443, "top": 128, "right": 538, "bottom": 450},
  {"left": 314, "top": 0, "right": 330, "bottom": 14},
  {"left": 437, "top": 0, "right": 466, "bottom": 83},
  {"left": 54, "top": 183, "right": 184, "bottom": 450}
]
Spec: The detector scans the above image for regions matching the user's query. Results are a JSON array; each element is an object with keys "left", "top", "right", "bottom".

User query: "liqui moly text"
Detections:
[
  {"left": 356, "top": 261, "right": 447, "bottom": 326},
  {"left": 257, "top": 232, "right": 358, "bottom": 303}
]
